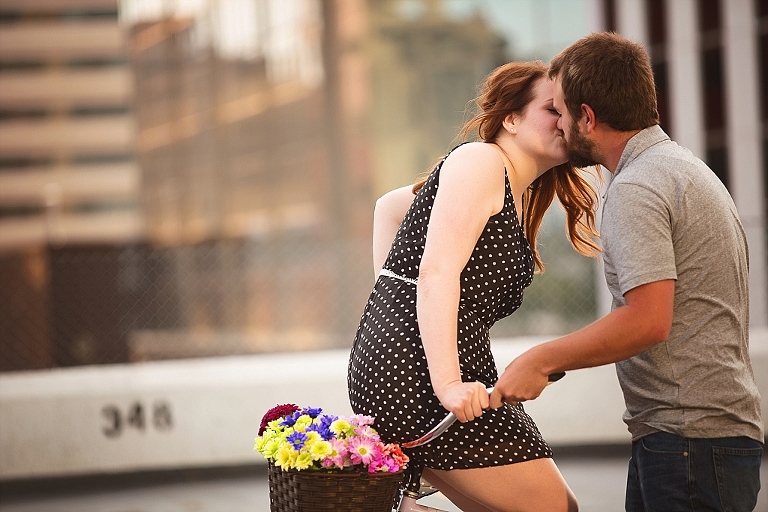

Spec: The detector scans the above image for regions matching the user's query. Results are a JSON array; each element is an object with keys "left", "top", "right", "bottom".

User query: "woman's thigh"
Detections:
[{"left": 426, "top": 458, "right": 578, "bottom": 512}]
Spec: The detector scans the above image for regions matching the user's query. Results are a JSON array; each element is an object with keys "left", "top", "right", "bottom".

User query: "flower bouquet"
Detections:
[{"left": 255, "top": 404, "right": 408, "bottom": 512}]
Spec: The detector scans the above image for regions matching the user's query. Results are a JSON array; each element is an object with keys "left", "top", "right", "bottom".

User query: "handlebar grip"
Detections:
[
  {"left": 402, "top": 373, "right": 565, "bottom": 449},
  {"left": 548, "top": 372, "right": 566, "bottom": 383}
]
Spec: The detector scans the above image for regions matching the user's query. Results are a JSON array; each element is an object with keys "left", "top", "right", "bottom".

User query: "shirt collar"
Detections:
[{"left": 613, "top": 124, "right": 670, "bottom": 178}]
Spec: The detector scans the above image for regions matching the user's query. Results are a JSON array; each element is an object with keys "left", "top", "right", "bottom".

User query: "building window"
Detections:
[
  {"left": 698, "top": 0, "right": 729, "bottom": 188},
  {"left": 604, "top": 0, "right": 617, "bottom": 32},
  {"left": 646, "top": 0, "right": 671, "bottom": 133},
  {"left": 757, "top": 0, "right": 768, "bottom": 249}
]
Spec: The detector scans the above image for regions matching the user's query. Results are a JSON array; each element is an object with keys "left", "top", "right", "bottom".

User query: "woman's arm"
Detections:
[
  {"left": 417, "top": 143, "right": 506, "bottom": 422},
  {"left": 372, "top": 185, "right": 417, "bottom": 274}
]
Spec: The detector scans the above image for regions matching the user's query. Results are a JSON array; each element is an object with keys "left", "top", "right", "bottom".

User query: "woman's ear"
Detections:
[{"left": 502, "top": 114, "right": 518, "bottom": 135}]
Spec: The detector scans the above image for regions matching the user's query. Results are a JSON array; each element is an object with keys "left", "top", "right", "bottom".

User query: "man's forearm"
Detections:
[
  {"left": 525, "top": 304, "right": 668, "bottom": 375},
  {"left": 493, "top": 279, "right": 675, "bottom": 405}
]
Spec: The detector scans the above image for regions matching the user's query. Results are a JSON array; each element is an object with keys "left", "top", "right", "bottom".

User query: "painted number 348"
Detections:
[{"left": 101, "top": 401, "right": 173, "bottom": 438}]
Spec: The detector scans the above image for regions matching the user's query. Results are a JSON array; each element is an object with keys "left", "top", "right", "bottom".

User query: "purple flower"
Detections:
[
  {"left": 280, "top": 411, "right": 303, "bottom": 427},
  {"left": 319, "top": 415, "right": 337, "bottom": 428},
  {"left": 306, "top": 423, "right": 334, "bottom": 441},
  {"left": 304, "top": 407, "right": 323, "bottom": 418},
  {"left": 286, "top": 431, "right": 308, "bottom": 450}
]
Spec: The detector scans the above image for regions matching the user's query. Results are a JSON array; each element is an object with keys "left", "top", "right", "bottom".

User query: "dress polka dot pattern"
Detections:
[{"left": 347, "top": 148, "right": 553, "bottom": 471}]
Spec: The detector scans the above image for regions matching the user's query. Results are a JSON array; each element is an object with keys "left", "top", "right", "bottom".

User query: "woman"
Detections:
[{"left": 347, "top": 61, "right": 599, "bottom": 512}]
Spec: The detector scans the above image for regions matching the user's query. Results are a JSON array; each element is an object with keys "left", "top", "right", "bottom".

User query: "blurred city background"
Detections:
[
  {"left": 0, "top": 0, "right": 767, "bottom": 510},
  {"left": 1, "top": 0, "right": 608, "bottom": 372}
]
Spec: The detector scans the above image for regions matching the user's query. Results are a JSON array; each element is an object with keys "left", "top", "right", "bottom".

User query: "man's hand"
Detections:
[{"left": 489, "top": 352, "right": 550, "bottom": 408}]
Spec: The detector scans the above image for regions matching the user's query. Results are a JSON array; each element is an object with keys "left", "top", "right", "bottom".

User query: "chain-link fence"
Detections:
[{"left": 0, "top": 205, "right": 599, "bottom": 372}]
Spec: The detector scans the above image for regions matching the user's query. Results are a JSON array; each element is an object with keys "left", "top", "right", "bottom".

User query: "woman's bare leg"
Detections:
[
  {"left": 423, "top": 458, "right": 578, "bottom": 512},
  {"left": 422, "top": 468, "right": 496, "bottom": 512}
]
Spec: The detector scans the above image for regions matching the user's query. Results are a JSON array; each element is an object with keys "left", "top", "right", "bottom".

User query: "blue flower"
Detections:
[
  {"left": 304, "top": 407, "right": 323, "bottom": 418},
  {"left": 280, "top": 411, "right": 302, "bottom": 427},
  {"left": 286, "top": 431, "right": 308, "bottom": 450},
  {"left": 319, "top": 415, "right": 336, "bottom": 428},
  {"left": 307, "top": 423, "right": 335, "bottom": 441}
]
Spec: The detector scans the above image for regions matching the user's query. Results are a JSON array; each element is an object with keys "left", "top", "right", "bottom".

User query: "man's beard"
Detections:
[{"left": 566, "top": 119, "right": 600, "bottom": 168}]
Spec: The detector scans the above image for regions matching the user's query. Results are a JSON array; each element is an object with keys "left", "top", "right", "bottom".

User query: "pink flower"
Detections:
[
  {"left": 353, "top": 425, "right": 380, "bottom": 441},
  {"left": 366, "top": 447, "right": 400, "bottom": 473},
  {"left": 348, "top": 436, "right": 379, "bottom": 466},
  {"left": 367, "top": 457, "right": 384, "bottom": 473},
  {"left": 326, "top": 438, "right": 349, "bottom": 469},
  {"left": 348, "top": 414, "right": 375, "bottom": 427},
  {"left": 382, "top": 443, "right": 409, "bottom": 467}
]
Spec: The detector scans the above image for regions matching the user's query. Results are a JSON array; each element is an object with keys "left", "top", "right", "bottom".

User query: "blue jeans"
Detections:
[{"left": 626, "top": 432, "right": 762, "bottom": 511}]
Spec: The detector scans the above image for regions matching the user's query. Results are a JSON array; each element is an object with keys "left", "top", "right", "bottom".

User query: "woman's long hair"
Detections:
[{"left": 413, "top": 61, "right": 600, "bottom": 271}]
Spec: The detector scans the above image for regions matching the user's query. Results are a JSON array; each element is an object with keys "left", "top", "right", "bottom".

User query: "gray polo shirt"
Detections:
[{"left": 601, "top": 125, "right": 763, "bottom": 442}]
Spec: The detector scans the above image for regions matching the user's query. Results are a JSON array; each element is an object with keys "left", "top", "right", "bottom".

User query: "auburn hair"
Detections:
[
  {"left": 549, "top": 31, "right": 659, "bottom": 131},
  {"left": 413, "top": 61, "right": 599, "bottom": 271}
]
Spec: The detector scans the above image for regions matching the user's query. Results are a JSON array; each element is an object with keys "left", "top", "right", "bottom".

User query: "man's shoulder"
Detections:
[
  {"left": 613, "top": 140, "right": 705, "bottom": 193},
  {"left": 624, "top": 138, "right": 696, "bottom": 169}
]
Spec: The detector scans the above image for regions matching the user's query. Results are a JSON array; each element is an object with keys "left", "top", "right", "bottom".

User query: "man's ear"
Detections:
[{"left": 580, "top": 104, "right": 597, "bottom": 133}]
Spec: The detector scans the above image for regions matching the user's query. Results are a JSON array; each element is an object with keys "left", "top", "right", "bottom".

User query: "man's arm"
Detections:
[{"left": 490, "top": 279, "right": 674, "bottom": 407}]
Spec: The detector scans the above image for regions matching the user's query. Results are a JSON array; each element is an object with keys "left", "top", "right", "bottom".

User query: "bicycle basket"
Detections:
[{"left": 268, "top": 463, "right": 404, "bottom": 512}]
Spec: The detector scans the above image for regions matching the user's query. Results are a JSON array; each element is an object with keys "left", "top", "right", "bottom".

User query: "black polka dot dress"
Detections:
[{"left": 347, "top": 147, "right": 553, "bottom": 472}]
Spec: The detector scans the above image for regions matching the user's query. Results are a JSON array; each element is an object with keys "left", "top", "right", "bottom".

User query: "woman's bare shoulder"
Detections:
[
  {"left": 441, "top": 142, "right": 505, "bottom": 182},
  {"left": 447, "top": 141, "right": 499, "bottom": 158}
]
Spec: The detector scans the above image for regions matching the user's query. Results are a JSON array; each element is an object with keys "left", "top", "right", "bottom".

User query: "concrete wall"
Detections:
[{"left": 1, "top": 330, "right": 766, "bottom": 480}]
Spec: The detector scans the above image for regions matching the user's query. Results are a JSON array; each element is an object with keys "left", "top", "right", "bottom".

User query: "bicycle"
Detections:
[{"left": 396, "top": 373, "right": 565, "bottom": 512}]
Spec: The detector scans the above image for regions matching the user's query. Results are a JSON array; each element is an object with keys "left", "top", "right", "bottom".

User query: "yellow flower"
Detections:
[
  {"left": 262, "top": 438, "right": 281, "bottom": 459},
  {"left": 294, "top": 415, "right": 312, "bottom": 432},
  {"left": 305, "top": 431, "right": 321, "bottom": 446},
  {"left": 309, "top": 440, "right": 333, "bottom": 461},
  {"left": 330, "top": 419, "right": 352, "bottom": 436},
  {"left": 275, "top": 445, "right": 297, "bottom": 469},
  {"left": 295, "top": 452, "right": 314, "bottom": 470}
]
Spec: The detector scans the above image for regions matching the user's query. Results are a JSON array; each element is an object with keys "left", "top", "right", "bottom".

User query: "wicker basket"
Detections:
[{"left": 268, "top": 463, "right": 404, "bottom": 512}]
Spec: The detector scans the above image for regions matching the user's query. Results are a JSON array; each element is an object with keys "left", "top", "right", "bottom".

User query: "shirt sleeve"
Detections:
[{"left": 602, "top": 181, "right": 678, "bottom": 296}]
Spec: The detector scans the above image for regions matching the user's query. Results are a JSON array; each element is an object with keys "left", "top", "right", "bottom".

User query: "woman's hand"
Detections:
[{"left": 434, "top": 381, "right": 490, "bottom": 423}]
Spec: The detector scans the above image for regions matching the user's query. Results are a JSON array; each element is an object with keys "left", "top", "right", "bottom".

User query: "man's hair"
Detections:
[{"left": 549, "top": 32, "right": 659, "bottom": 131}]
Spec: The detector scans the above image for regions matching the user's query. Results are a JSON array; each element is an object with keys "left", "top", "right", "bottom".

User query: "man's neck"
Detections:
[{"left": 599, "top": 128, "right": 642, "bottom": 173}]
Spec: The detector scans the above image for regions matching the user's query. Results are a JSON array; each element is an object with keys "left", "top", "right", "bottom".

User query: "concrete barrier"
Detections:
[{"left": 1, "top": 329, "right": 766, "bottom": 480}]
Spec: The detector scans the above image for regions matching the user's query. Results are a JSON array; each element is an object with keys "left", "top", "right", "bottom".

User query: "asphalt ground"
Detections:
[{"left": 1, "top": 449, "right": 766, "bottom": 512}]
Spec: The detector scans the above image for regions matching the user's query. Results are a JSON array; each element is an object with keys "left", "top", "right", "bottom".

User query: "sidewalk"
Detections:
[{"left": 1, "top": 453, "right": 766, "bottom": 512}]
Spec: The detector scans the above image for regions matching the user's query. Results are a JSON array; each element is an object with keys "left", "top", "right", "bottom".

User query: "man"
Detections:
[{"left": 490, "top": 32, "right": 763, "bottom": 511}]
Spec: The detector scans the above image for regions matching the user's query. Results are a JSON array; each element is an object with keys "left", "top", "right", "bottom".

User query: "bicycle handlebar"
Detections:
[{"left": 401, "top": 372, "right": 565, "bottom": 449}]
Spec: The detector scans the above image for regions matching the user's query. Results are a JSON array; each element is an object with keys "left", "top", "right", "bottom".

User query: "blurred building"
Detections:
[
  {"left": 0, "top": 0, "right": 140, "bottom": 369},
  {"left": 0, "top": 0, "right": 510, "bottom": 370},
  {"left": 120, "top": 0, "right": 508, "bottom": 361},
  {"left": 604, "top": 0, "right": 767, "bottom": 327},
  {"left": 1, "top": 0, "right": 765, "bottom": 372}
]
